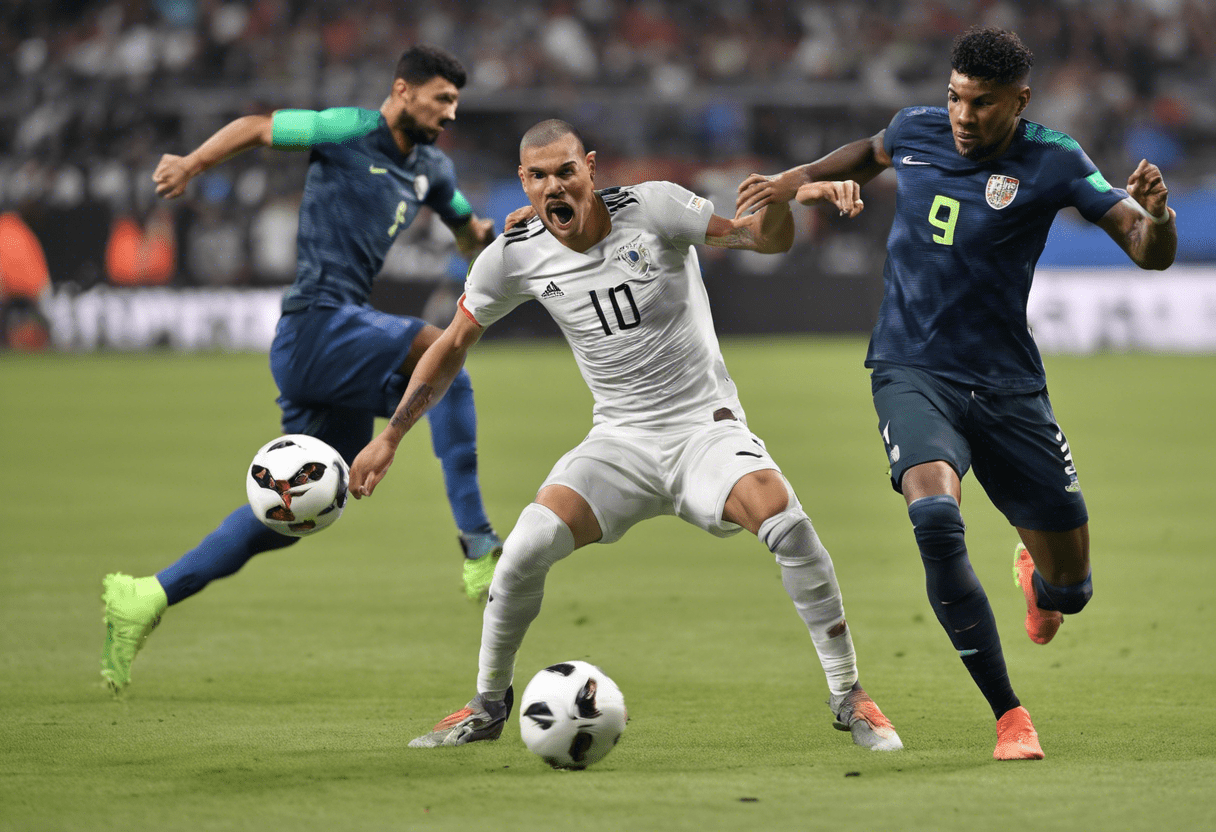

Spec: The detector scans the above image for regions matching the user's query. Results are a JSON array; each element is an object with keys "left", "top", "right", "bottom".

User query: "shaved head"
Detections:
[{"left": 520, "top": 119, "right": 586, "bottom": 156}]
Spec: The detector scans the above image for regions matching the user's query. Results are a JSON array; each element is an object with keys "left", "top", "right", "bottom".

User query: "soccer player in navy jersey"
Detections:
[
  {"left": 735, "top": 26, "right": 1176, "bottom": 759},
  {"left": 100, "top": 46, "right": 504, "bottom": 694}
]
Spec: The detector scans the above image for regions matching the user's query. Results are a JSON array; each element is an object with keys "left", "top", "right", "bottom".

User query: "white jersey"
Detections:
[{"left": 460, "top": 181, "right": 743, "bottom": 429}]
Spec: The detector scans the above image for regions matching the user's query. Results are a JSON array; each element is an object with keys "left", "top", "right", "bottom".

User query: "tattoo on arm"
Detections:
[
  {"left": 1127, "top": 221, "right": 1144, "bottom": 257},
  {"left": 708, "top": 225, "right": 755, "bottom": 249},
  {"left": 389, "top": 384, "right": 435, "bottom": 430}
]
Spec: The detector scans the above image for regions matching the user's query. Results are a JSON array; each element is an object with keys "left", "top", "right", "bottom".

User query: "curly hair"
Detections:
[
  {"left": 950, "top": 26, "right": 1033, "bottom": 86},
  {"left": 395, "top": 45, "right": 467, "bottom": 89}
]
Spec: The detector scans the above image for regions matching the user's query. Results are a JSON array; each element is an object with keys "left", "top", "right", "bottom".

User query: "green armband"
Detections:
[
  {"left": 271, "top": 108, "right": 381, "bottom": 149},
  {"left": 449, "top": 189, "right": 473, "bottom": 219},
  {"left": 1084, "top": 170, "right": 1112, "bottom": 194}
]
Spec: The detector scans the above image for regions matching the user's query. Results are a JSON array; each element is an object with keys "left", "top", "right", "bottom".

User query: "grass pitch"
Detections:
[{"left": 2, "top": 338, "right": 1214, "bottom": 831}]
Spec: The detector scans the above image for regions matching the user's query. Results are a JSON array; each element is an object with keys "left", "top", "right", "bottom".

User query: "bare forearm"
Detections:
[
  {"left": 1127, "top": 213, "right": 1177, "bottom": 270},
  {"left": 452, "top": 221, "right": 484, "bottom": 260},
  {"left": 705, "top": 201, "right": 793, "bottom": 252},
  {"left": 383, "top": 344, "right": 466, "bottom": 444},
  {"left": 1099, "top": 192, "right": 1178, "bottom": 271},
  {"left": 792, "top": 136, "right": 888, "bottom": 188},
  {"left": 755, "top": 201, "right": 794, "bottom": 253},
  {"left": 451, "top": 214, "right": 495, "bottom": 261},
  {"left": 185, "top": 115, "right": 273, "bottom": 176}
]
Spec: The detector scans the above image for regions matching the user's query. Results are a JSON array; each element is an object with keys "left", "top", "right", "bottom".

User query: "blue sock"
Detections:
[
  {"left": 426, "top": 367, "right": 492, "bottom": 536},
  {"left": 909, "top": 495, "right": 1019, "bottom": 720},
  {"left": 1032, "top": 571, "right": 1093, "bottom": 614},
  {"left": 157, "top": 505, "right": 298, "bottom": 605}
]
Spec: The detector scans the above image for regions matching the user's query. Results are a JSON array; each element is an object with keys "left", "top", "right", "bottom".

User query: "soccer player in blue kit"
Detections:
[
  {"left": 100, "top": 46, "right": 504, "bottom": 694},
  {"left": 736, "top": 27, "right": 1176, "bottom": 759}
]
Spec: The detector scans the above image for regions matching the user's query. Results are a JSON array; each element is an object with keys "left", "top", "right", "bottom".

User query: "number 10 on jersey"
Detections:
[{"left": 589, "top": 285, "right": 641, "bottom": 335}]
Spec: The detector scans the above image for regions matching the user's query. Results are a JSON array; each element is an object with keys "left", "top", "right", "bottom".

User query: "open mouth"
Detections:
[{"left": 547, "top": 202, "right": 575, "bottom": 230}]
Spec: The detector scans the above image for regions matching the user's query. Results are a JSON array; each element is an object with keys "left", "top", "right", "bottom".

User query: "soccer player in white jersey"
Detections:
[{"left": 349, "top": 119, "right": 902, "bottom": 752}]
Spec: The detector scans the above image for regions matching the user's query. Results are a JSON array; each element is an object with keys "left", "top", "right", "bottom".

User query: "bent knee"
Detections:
[{"left": 1040, "top": 572, "right": 1093, "bottom": 614}]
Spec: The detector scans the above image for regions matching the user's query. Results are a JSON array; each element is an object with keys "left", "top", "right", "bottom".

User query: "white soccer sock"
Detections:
[
  {"left": 759, "top": 495, "right": 858, "bottom": 697},
  {"left": 477, "top": 503, "right": 576, "bottom": 698}
]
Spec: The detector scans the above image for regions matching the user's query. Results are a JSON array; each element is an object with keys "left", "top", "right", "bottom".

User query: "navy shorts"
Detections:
[
  {"left": 269, "top": 305, "right": 427, "bottom": 462},
  {"left": 870, "top": 364, "right": 1088, "bottom": 532}
]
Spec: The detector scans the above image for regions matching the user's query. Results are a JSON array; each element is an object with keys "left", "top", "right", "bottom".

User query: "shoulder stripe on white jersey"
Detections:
[
  {"left": 503, "top": 217, "right": 547, "bottom": 246},
  {"left": 600, "top": 186, "right": 638, "bottom": 214}
]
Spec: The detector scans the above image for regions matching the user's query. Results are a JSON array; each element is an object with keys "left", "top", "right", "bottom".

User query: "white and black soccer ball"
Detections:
[
  {"left": 519, "top": 661, "right": 627, "bottom": 770},
  {"left": 245, "top": 434, "right": 349, "bottom": 537}
]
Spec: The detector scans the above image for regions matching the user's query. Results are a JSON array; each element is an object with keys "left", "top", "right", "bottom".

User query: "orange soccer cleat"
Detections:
[
  {"left": 1014, "top": 544, "right": 1063, "bottom": 645},
  {"left": 994, "top": 705, "right": 1045, "bottom": 760}
]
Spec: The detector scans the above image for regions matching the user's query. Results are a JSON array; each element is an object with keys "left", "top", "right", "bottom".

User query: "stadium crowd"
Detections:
[{"left": 2, "top": 0, "right": 1215, "bottom": 292}]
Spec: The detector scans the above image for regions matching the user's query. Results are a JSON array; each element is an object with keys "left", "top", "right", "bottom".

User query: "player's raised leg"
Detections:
[
  {"left": 409, "top": 486, "right": 594, "bottom": 747},
  {"left": 1013, "top": 525, "right": 1092, "bottom": 645},
  {"left": 101, "top": 505, "right": 298, "bottom": 693},
  {"left": 100, "top": 573, "right": 165, "bottom": 693},
  {"left": 725, "top": 469, "right": 902, "bottom": 751}
]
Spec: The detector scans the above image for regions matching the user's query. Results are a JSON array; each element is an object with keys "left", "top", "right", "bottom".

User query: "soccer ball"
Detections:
[
  {"left": 519, "top": 661, "right": 627, "bottom": 770},
  {"left": 245, "top": 434, "right": 349, "bottom": 536}
]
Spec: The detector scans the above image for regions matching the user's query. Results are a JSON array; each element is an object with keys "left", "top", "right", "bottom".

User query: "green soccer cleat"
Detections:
[
  {"left": 459, "top": 531, "right": 502, "bottom": 602},
  {"left": 100, "top": 573, "right": 168, "bottom": 694}
]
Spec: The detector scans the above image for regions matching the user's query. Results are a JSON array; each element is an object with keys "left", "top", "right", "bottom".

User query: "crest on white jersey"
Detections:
[
  {"left": 413, "top": 174, "right": 430, "bottom": 201},
  {"left": 614, "top": 237, "right": 653, "bottom": 276},
  {"left": 985, "top": 174, "right": 1019, "bottom": 209}
]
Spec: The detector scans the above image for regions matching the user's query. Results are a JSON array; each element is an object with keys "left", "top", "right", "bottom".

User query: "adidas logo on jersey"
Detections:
[{"left": 540, "top": 282, "right": 564, "bottom": 299}]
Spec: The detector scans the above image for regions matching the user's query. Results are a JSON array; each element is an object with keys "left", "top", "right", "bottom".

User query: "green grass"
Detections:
[{"left": 2, "top": 338, "right": 1214, "bottom": 831}]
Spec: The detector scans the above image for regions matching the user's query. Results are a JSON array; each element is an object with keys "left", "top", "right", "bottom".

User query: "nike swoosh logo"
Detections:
[
  {"left": 901, "top": 156, "right": 931, "bottom": 166},
  {"left": 736, "top": 451, "right": 763, "bottom": 458},
  {"left": 369, "top": 165, "right": 388, "bottom": 175}
]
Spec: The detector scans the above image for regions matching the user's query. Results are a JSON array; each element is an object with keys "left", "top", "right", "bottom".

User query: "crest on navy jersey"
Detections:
[
  {"left": 613, "top": 238, "right": 652, "bottom": 275},
  {"left": 413, "top": 174, "right": 429, "bottom": 201},
  {"left": 985, "top": 174, "right": 1019, "bottom": 210}
]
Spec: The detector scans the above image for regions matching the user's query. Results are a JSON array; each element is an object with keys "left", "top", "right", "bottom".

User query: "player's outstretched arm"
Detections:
[
  {"left": 351, "top": 310, "right": 485, "bottom": 498},
  {"left": 450, "top": 215, "right": 496, "bottom": 261},
  {"left": 735, "top": 132, "right": 891, "bottom": 217},
  {"left": 795, "top": 179, "right": 865, "bottom": 218},
  {"left": 1096, "top": 159, "right": 1177, "bottom": 270},
  {"left": 705, "top": 200, "right": 794, "bottom": 253},
  {"left": 153, "top": 114, "right": 274, "bottom": 199}
]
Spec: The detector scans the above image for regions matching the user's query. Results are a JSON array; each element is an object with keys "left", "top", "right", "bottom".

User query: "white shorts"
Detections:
[{"left": 541, "top": 417, "right": 782, "bottom": 544}]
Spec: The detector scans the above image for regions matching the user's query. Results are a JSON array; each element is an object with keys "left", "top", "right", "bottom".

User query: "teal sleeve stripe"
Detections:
[
  {"left": 449, "top": 189, "right": 473, "bottom": 218},
  {"left": 1085, "top": 170, "right": 1113, "bottom": 193},
  {"left": 271, "top": 108, "right": 381, "bottom": 148}
]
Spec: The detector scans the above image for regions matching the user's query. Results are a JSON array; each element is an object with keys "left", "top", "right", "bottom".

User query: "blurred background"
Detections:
[{"left": 2, "top": 0, "right": 1215, "bottom": 350}]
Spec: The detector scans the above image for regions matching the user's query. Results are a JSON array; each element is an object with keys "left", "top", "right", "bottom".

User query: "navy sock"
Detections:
[
  {"left": 909, "top": 495, "right": 1019, "bottom": 720},
  {"left": 1032, "top": 571, "right": 1093, "bottom": 614},
  {"left": 426, "top": 368, "right": 492, "bottom": 535},
  {"left": 157, "top": 505, "right": 298, "bottom": 605}
]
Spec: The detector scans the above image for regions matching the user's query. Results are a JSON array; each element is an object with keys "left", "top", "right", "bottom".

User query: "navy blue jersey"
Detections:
[
  {"left": 866, "top": 107, "right": 1127, "bottom": 392},
  {"left": 279, "top": 108, "right": 472, "bottom": 313}
]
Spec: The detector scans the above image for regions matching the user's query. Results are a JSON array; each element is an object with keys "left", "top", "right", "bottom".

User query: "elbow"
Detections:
[
  {"left": 251, "top": 114, "right": 275, "bottom": 146},
  {"left": 760, "top": 234, "right": 794, "bottom": 255},
  {"left": 757, "top": 215, "right": 795, "bottom": 254},
  {"left": 1134, "top": 247, "right": 1177, "bottom": 271}
]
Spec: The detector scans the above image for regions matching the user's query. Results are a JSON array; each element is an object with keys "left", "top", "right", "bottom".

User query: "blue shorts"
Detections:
[
  {"left": 269, "top": 305, "right": 427, "bottom": 463},
  {"left": 870, "top": 364, "right": 1088, "bottom": 532}
]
